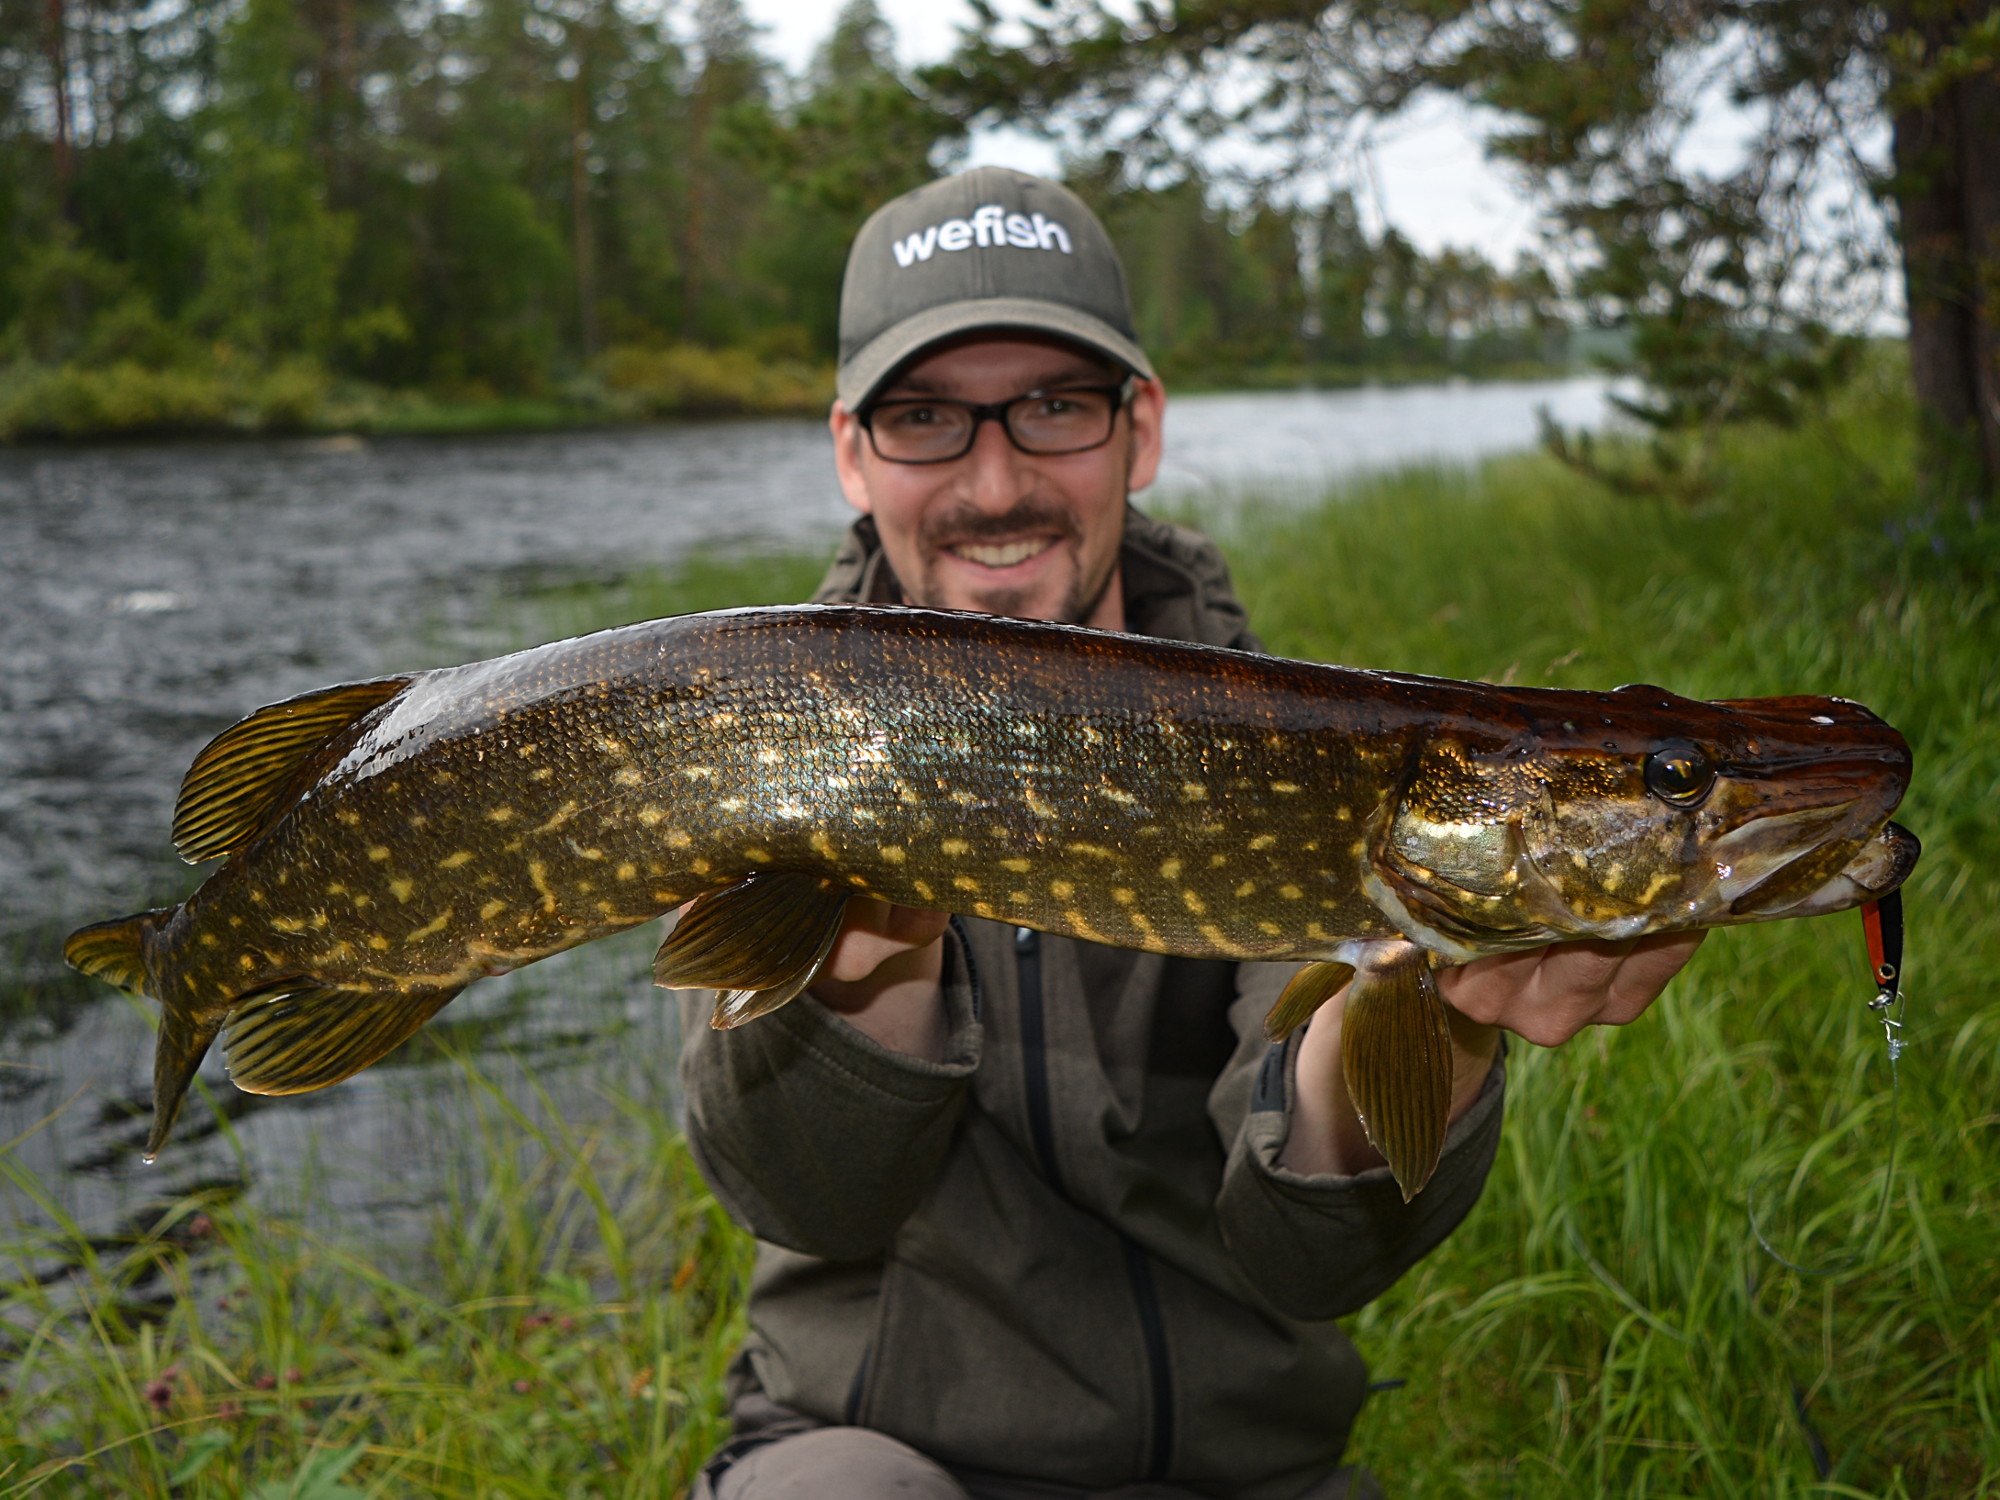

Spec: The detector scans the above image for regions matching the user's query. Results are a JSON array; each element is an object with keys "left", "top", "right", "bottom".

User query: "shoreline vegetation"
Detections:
[
  {"left": 7, "top": 371, "right": 1996, "bottom": 1496},
  {"left": 0, "top": 350, "right": 1596, "bottom": 445}
]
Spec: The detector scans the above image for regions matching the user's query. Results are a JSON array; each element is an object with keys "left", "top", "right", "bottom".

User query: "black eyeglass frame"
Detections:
[{"left": 857, "top": 377, "right": 1138, "bottom": 465}]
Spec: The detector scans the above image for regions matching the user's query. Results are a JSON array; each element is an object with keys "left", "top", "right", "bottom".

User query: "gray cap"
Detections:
[{"left": 837, "top": 166, "right": 1154, "bottom": 410}]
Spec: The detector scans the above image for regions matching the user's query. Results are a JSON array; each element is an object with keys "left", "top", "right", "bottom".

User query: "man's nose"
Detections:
[{"left": 959, "top": 413, "right": 1036, "bottom": 512}]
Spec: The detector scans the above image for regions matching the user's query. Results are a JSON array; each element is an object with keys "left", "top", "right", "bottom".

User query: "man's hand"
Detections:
[
  {"left": 1280, "top": 930, "right": 1708, "bottom": 1178},
  {"left": 807, "top": 899, "right": 952, "bottom": 1061}
]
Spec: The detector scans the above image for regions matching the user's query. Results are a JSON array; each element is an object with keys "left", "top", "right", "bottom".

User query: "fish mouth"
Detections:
[{"left": 1727, "top": 820, "right": 1920, "bottom": 918}]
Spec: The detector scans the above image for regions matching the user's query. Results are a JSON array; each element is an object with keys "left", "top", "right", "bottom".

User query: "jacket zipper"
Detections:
[{"left": 1014, "top": 926, "right": 1175, "bottom": 1480}]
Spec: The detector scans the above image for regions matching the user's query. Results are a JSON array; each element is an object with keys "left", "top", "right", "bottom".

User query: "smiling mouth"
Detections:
[{"left": 946, "top": 536, "right": 1059, "bottom": 569}]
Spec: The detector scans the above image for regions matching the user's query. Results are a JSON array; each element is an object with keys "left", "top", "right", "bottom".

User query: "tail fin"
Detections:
[
  {"left": 64, "top": 908, "right": 219, "bottom": 1162},
  {"left": 63, "top": 908, "right": 173, "bottom": 997}
]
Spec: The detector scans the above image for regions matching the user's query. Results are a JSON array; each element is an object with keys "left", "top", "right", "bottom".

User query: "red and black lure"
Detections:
[{"left": 1861, "top": 889, "right": 1905, "bottom": 1058}]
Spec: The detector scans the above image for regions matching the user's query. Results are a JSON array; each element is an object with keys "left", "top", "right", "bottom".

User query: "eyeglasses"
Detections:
[{"left": 859, "top": 379, "right": 1135, "bottom": 465}]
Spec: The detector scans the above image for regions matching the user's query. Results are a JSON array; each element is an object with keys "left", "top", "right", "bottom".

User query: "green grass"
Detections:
[{"left": 7, "top": 367, "right": 1994, "bottom": 1495}]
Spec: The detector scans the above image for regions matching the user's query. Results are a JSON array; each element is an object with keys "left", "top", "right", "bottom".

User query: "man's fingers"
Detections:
[
  {"left": 1437, "top": 929, "right": 1710, "bottom": 1047},
  {"left": 821, "top": 898, "right": 951, "bottom": 985}
]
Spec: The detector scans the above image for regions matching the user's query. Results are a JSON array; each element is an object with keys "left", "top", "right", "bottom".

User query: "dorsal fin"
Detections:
[{"left": 172, "top": 676, "right": 412, "bottom": 864}]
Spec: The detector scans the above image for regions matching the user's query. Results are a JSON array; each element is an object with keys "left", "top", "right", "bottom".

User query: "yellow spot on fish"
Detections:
[
  {"left": 1258, "top": 920, "right": 1282, "bottom": 936},
  {"left": 1010, "top": 890, "right": 1029, "bottom": 904},
  {"left": 744, "top": 847, "right": 771, "bottom": 863},
  {"left": 638, "top": 807, "right": 664, "bottom": 826},
  {"left": 248, "top": 890, "right": 265, "bottom": 905},
  {"left": 337, "top": 810, "right": 361, "bottom": 826},
  {"left": 1249, "top": 834, "right": 1277, "bottom": 851},
  {"left": 1307, "top": 922, "right": 1331, "bottom": 941},
  {"left": 683, "top": 766, "right": 715, "bottom": 781},
  {"left": 1024, "top": 788, "right": 1057, "bottom": 818},
  {"left": 406, "top": 910, "right": 453, "bottom": 943},
  {"left": 1182, "top": 889, "right": 1206, "bottom": 914},
  {"left": 667, "top": 830, "right": 692, "bottom": 849},
  {"left": 1181, "top": 782, "right": 1208, "bottom": 801},
  {"left": 1271, "top": 781, "right": 1301, "bottom": 794},
  {"left": 389, "top": 878, "right": 414, "bottom": 903},
  {"left": 272, "top": 916, "right": 305, "bottom": 933},
  {"left": 953, "top": 875, "right": 980, "bottom": 892},
  {"left": 327, "top": 883, "right": 346, "bottom": 895},
  {"left": 1128, "top": 911, "right": 1158, "bottom": 941},
  {"left": 617, "top": 862, "right": 638, "bottom": 881},
  {"left": 912, "top": 879, "right": 935, "bottom": 902},
  {"left": 1280, "top": 885, "right": 1303, "bottom": 900},
  {"left": 597, "top": 736, "right": 627, "bottom": 756},
  {"left": 974, "top": 901, "right": 997, "bottom": 918},
  {"left": 351, "top": 894, "right": 372, "bottom": 910},
  {"left": 529, "top": 862, "right": 556, "bottom": 913},
  {"left": 238, "top": 954, "right": 255, "bottom": 970},
  {"left": 439, "top": 851, "right": 474, "bottom": 869},
  {"left": 692, "top": 858, "right": 712, "bottom": 875},
  {"left": 1050, "top": 879, "right": 1074, "bottom": 900},
  {"left": 1100, "top": 784, "right": 1138, "bottom": 806},
  {"left": 1001, "top": 858, "right": 1031, "bottom": 873},
  {"left": 1067, "top": 843, "right": 1116, "bottom": 860},
  {"left": 406, "top": 818, "right": 426, "bottom": 832},
  {"left": 614, "top": 767, "right": 643, "bottom": 786},
  {"left": 880, "top": 845, "right": 906, "bottom": 864},
  {"left": 311, "top": 912, "right": 327, "bottom": 929},
  {"left": 1199, "top": 923, "right": 1245, "bottom": 953},
  {"left": 533, "top": 802, "right": 578, "bottom": 834},
  {"left": 810, "top": 832, "right": 837, "bottom": 859},
  {"left": 531, "top": 767, "right": 554, "bottom": 781},
  {"left": 1235, "top": 880, "right": 1257, "bottom": 898},
  {"left": 368, "top": 846, "right": 391, "bottom": 862},
  {"left": 516, "top": 743, "right": 538, "bottom": 758},
  {"left": 1159, "top": 858, "right": 1182, "bottom": 879},
  {"left": 1605, "top": 861, "right": 1625, "bottom": 889},
  {"left": 480, "top": 899, "right": 506, "bottom": 920},
  {"left": 487, "top": 807, "right": 515, "bottom": 823},
  {"left": 1113, "top": 888, "right": 1136, "bottom": 905},
  {"left": 941, "top": 838, "right": 970, "bottom": 856},
  {"left": 756, "top": 748, "right": 781, "bottom": 765},
  {"left": 200, "top": 932, "right": 218, "bottom": 947}
]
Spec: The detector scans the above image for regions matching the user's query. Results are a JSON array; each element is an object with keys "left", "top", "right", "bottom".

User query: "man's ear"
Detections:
[
  {"left": 829, "top": 401, "right": 875, "bottom": 515},
  {"left": 1124, "top": 377, "right": 1166, "bottom": 494}
]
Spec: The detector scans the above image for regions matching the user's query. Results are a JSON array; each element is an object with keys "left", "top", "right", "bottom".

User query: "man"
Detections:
[{"left": 682, "top": 167, "right": 1701, "bottom": 1499}]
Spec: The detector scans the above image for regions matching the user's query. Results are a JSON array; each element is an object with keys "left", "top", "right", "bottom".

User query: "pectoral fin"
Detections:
[
  {"left": 1341, "top": 945, "right": 1454, "bottom": 1202},
  {"left": 222, "top": 984, "right": 462, "bottom": 1096},
  {"left": 1263, "top": 961, "right": 1355, "bottom": 1041},
  {"left": 651, "top": 871, "right": 849, "bottom": 1028}
]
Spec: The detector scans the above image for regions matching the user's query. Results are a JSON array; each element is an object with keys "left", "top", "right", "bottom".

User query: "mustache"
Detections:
[{"left": 917, "top": 499, "right": 1081, "bottom": 553}]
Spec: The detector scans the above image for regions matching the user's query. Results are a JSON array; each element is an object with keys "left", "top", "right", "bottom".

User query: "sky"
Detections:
[{"left": 738, "top": 0, "right": 1550, "bottom": 263}]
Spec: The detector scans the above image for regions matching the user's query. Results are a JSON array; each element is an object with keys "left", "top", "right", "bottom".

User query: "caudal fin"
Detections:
[
  {"left": 63, "top": 908, "right": 172, "bottom": 997},
  {"left": 64, "top": 908, "right": 215, "bottom": 1161}
]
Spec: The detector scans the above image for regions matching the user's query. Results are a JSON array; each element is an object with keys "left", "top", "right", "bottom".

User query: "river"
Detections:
[{"left": 0, "top": 375, "right": 1617, "bottom": 1252}]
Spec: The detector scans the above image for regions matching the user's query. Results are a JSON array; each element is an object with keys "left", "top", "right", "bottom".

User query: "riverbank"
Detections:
[{"left": 7, "top": 373, "right": 1994, "bottom": 1496}]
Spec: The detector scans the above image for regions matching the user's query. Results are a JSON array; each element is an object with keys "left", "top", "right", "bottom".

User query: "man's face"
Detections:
[{"left": 830, "top": 336, "right": 1165, "bottom": 628}]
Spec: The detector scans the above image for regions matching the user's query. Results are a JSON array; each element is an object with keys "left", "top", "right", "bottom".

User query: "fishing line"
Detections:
[{"left": 1745, "top": 890, "right": 1907, "bottom": 1276}]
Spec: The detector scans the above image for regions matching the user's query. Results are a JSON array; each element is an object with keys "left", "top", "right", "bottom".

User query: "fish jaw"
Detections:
[{"left": 1727, "top": 820, "right": 1920, "bottom": 920}]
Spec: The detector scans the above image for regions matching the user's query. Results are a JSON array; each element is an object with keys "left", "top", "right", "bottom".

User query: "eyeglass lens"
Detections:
[{"left": 868, "top": 388, "right": 1119, "bottom": 463}]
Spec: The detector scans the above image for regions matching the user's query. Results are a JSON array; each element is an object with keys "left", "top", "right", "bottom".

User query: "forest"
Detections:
[{"left": 0, "top": 0, "right": 1572, "bottom": 438}]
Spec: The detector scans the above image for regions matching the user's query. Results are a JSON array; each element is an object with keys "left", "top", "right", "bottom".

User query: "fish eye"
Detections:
[{"left": 1644, "top": 741, "right": 1715, "bottom": 806}]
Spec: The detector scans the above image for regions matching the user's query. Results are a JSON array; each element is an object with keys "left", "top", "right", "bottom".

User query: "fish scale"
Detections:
[{"left": 62, "top": 604, "right": 1919, "bottom": 1196}]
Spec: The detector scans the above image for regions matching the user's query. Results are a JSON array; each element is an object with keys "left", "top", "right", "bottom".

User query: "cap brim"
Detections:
[{"left": 837, "top": 297, "right": 1156, "bottom": 410}]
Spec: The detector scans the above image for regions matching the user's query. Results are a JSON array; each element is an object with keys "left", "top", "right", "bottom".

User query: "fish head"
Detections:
[{"left": 1370, "top": 684, "right": 1917, "bottom": 957}]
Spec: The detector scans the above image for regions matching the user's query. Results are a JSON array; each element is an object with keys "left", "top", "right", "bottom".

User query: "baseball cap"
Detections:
[{"left": 836, "top": 166, "right": 1155, "bottom": 411}]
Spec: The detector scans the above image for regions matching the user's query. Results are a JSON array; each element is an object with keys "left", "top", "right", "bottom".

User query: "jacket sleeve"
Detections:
[
  {"left": 676, "top": 922, "right": 984, "bottom": 1262},
  {"left": 1209, "top": 961, "right": 1506, "bottom": 1320}
]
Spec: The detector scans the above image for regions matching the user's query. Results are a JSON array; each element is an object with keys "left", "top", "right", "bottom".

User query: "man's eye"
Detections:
[{"left": 881, "top": 405, "right": 941, "bottom": 429}]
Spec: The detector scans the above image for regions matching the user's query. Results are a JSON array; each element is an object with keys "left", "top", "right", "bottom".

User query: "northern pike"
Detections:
[{"left": 64, "top": 605, "right": 1919, "bottom": 1197}]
